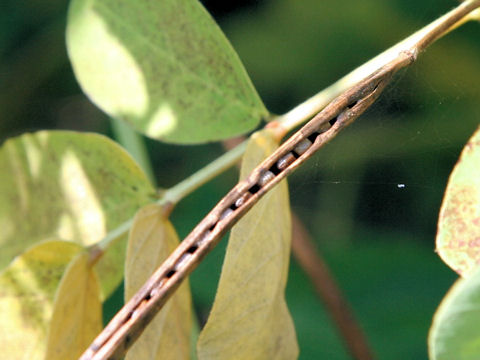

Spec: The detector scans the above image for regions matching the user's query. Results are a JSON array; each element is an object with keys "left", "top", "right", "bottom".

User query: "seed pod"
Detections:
[
  {"left": 150, "top": 279, "right": 165, "bottom": 298},
  {"left": 337, "top": 110, "right": 349, "bottom": 123}
]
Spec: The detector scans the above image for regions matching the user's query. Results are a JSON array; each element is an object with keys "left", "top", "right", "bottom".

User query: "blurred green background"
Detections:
[{"left": 2, "top": 0, "right": 479, "bottom": 358}]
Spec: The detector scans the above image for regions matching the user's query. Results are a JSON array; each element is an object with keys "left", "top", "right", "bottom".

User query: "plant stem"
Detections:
[
  {"left": 110, "top": 118, "right": 157, "bottom": 186},
  {"left": 95, "top": 218, "right": 134, "bottom": 253},
  {"left": 159, "top": 141, "right": 247, "bottom": 206},
  {"left": 291, "top": 214, "right": 375, "bottom": 360},
  {"left": 93, "top": 141, "right": 247, "bottom": 253}
]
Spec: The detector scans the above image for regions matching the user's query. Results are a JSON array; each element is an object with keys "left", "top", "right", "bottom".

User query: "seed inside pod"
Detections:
[
  {"left": 258, "top": 170, "right": 275, "bottom": 186},
  {"left": 235, "top": 192, "right": 251, "bottom": 208},
  {"left": 219, "top": 208, "right": 234, "bottom": 221},
  {"left": 174, "top": 253, "right": 192, "bottom": 271},
  {"left": 294, "top": 138, "right": 313, "bottom": 156},
  {"left": 277, "top": 152, "right": 296, "bottom": 171},
  {"left": 195, "top": 230, "right": 211, "bottom": 247}
]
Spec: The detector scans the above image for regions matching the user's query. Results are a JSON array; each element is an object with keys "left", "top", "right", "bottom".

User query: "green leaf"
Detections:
[
  {"left": 0, "top": 240, "right": 83, "bottom": 359},
  {"left": 66, "top": 0, "right": 268, "bottom": 144},
  {"left": 197, "top": 130, "right": 298, "bottom": 359},
  {"left": 429, "top": 266, "right": 480, "bottom": 360},
  {"left": 436, "top": 127, "right": 480, "bottom": 277},
  {"left": 125, "top": 204, "right": 192, "bottom": 360},
  {"left": 45, "top": 251, "right": 103, "bottom": 360},
  {"left": 0, "top": 130, "right": 155, "bottom": 297}
]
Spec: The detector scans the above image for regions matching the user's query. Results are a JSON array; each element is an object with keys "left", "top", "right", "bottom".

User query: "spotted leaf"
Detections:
[
  {"left": 66, "top": 0, "right": 268, "bottom": 144},
  {"left": 437, "top": 127, "right": 480, "bottom": 277},
  {"left": 0, "top": 131, "right": 155, "bottom": 297}
]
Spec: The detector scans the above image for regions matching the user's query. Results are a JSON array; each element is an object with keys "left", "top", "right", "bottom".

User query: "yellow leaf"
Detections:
[
  {"left": 45, "top": 252, "right": 102, "bottom": 360},
  {"left": 0, "top": 240, "right": 83, "bottom": 359},
  {"left": 125, "top": 204, "right": 192, "bottom": 360},
  {"left": 197, "top": 130, "right": 299, "bottom": 360},
  {"left": 0, "top": 130, "right": 155, "bottom": 298},
  {"left": 437, "top": 127, "right": 480, "bottom": 277}
]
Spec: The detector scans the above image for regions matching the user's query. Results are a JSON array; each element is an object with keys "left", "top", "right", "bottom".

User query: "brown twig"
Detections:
[
  {"left": 291, "top": 214, "right": 375, "bottom": 360},
  {"left": 80, "top": 2, "right": 480, "bottom": 358}
]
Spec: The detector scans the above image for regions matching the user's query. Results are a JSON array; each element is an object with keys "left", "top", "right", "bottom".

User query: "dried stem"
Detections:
[
  {"left": 291, "top": 214, "right": 375, "bottom": 360},
  {"left": 81, "top": 2, "right": 480, "bottom": 359}
]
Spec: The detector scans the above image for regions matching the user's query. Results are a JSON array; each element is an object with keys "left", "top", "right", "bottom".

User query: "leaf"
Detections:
[
  {"left": 125, "top": 204, "right": 192, "bottom": 360},
  {"left": 429, "top": 266, "right": 480, "bottom": 360},
  {"left": 0, "top": 130, "right": 155, "bottom": 297},
  {"left": 66, "top": 0, "right": 268, "bottom": 144},
  {"left": 436, "top": 127, "right": 480, "bottom": 277},
  {"left": 471, "top": 7, "right": 480, "bottom": 22},
  {"left": 46, "top": 252, "right": 102, "bottom": 360},
  {"left": 197, "top": 130, "right": 299, "bottom": 359},
  {"left": 0, "top": 240, "right": 83, "bottom": 360}
]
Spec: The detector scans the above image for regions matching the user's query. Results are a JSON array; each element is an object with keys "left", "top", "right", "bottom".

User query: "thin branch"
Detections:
[
  {"left": 291, "top": 213, "right": 375, "bottom": 360},
  {"left": 160, "top": 141, "right": 247, "bottom": 206},
  {"left": 80, "top": 2, "right": 480, "bottom": 359},
  {"left": 110, "top": 118, "right": 157, "bottom": 186},
  {"left": 91, "top": 141, "right": 248, "bottom": 254}
]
